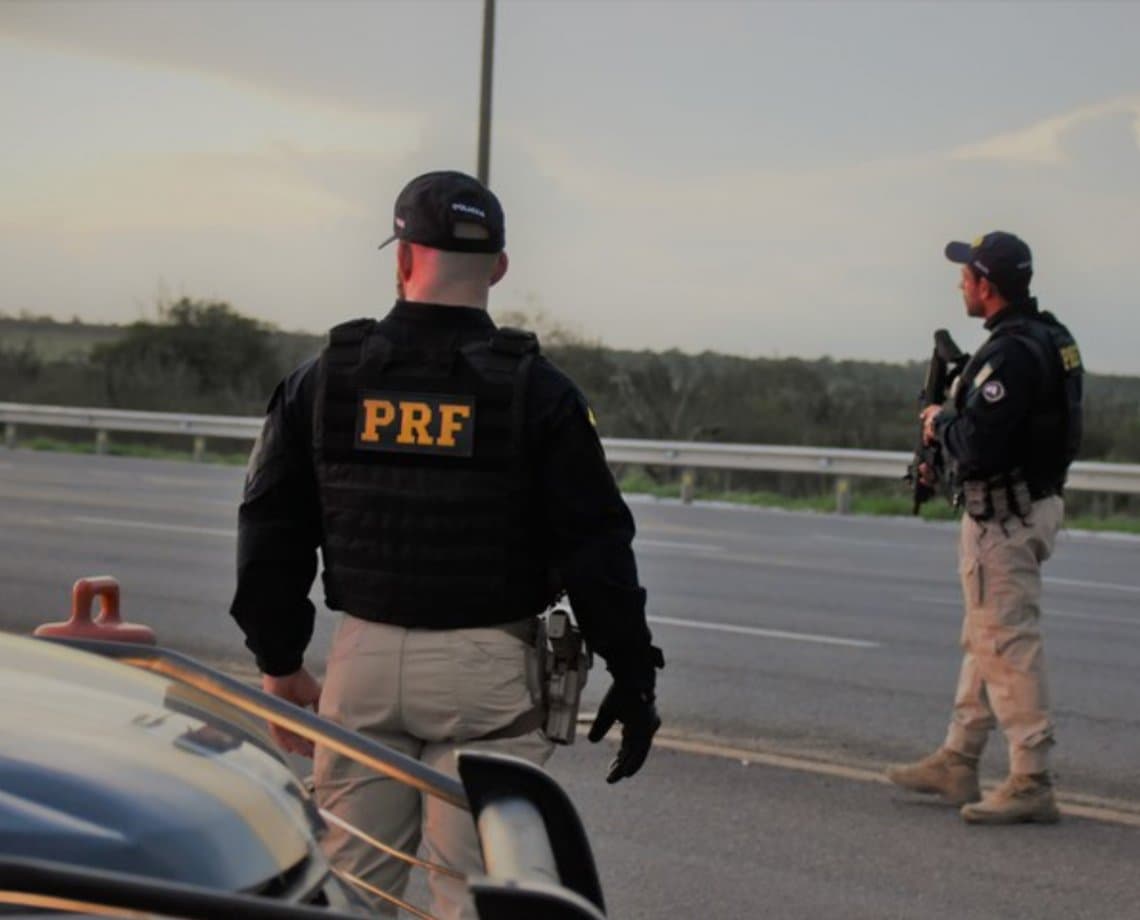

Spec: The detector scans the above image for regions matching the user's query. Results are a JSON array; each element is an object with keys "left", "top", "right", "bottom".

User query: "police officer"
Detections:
[
  {"left": 230, "top": 170, "right": 664, "bottom": 917},
  {"left": 886, "top": 231, "right": 1083, "bottom": 825}
]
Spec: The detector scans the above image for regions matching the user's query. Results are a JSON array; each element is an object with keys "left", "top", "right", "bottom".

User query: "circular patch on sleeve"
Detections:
[{"left": 981, "top": 379, "right": 1006, "bottom": 403}]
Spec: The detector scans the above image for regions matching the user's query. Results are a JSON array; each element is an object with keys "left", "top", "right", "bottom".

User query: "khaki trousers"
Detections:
[
  {"left": 944, "top": 495, "right": 1063, "bottom": 775},
  {"left": 314, "top": 614, "right": 553, "bottom": 920}
]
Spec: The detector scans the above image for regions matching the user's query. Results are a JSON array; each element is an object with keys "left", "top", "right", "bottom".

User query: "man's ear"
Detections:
[
  {"left": 490, "top": 251, "right": 509, "bottom": 287},
  {"left": 396, "top": 240, "right": 414, "bottom": 280}
]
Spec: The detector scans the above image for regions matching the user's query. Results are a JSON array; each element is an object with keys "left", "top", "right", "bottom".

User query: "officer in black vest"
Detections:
[
  {"left": 887, "top": 231, "right": 1083, "bottom": 825},
  {"left": 230, "top": 170, "right": 663, "bottom": 917}
]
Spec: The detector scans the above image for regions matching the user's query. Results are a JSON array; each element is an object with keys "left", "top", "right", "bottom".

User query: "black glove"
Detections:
[{"left": 587, "top": 680, "right": 661, "bottom": 784}]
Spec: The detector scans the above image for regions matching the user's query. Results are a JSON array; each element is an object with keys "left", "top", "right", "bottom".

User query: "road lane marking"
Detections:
[
  {"left": 811, "top": 534, "right": 914, "bottom": 549},
  {"left": 1049, "top": 609, "right": 1140, "bottom": 626},
  {"left": 647, "top": 615, "right": 880, "bottom": 648},
  {"left": 911, "top": 594, "right": 1139, "bottom": 626},
  {"left": 141, "top": 474, "right": 232, "bottom": 487},
  {"left": 1045, "top": 576, "right": 1140, "bottom": 595},
  {"left": 636, "top": 539, "right": 723, "bottom": 553},
  {"left": 74, "top": 516, "right": 234, "bottom": 538},
  {"left": 637, "top": 733, "right": 1140, "bottom": 829},
  {"left": 580, "top": 720, "right": 1140, "bottom": 829}
]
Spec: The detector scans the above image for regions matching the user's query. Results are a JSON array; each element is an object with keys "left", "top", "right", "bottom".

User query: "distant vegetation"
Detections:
[
  {"left": 0, "top": 301, "right": 317, "bottom": 415},
  {"left": 4, "top": 300, "right": 1140, "bottom": 517}
]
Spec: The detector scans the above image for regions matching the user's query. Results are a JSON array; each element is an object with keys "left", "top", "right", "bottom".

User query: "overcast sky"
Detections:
[{"left": 2, "top": 0, "right": 1139, "bottom": 372}]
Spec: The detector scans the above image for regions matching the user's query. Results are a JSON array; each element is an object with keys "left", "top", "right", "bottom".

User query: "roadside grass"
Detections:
[
  {"left": 616, "top": 470, "right": 1134, "bottom": 530},
  {"left": 618, "top": 470, "right": 956, "bottom": 520},
  {"left": 15, "top": 436, "right": 248, "bottom": 466},
  {"left": 1062, "top": 514, "right": 1140, "bottom": 534}
]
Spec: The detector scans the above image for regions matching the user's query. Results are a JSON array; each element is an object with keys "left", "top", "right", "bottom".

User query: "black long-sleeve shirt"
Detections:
[
  {"left": 934, "top": 300, "right": 1051, "bottom": 479},
  {"left": 230, "top": 301, "right": 656, "bottom": 682}
]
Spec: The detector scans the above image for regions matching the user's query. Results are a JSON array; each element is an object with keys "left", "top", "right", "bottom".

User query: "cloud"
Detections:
[
  {"left": 0, "top": 1, "right": 477, "bottom": 122},
  {"left": 1, "top": 152, "right": 371, "bottom": 234},
  {"left": 949, "top": 95, "right": 1140, "bottom": 165}
]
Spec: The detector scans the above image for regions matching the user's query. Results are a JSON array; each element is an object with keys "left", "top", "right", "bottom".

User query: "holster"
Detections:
[{"left": 536, "top": 608, "right": 593, "bottom": 745}]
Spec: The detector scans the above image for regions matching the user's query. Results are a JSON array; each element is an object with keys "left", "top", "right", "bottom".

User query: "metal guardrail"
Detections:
[
  {"left": 0, "top": 402, "right": 257, "bottom": 459},
  {"left": 3, "top": 401, "right": 1140, "bottom": 495},
  {"left": 602, "top": 437, "right": 909, "bottom": 478}
]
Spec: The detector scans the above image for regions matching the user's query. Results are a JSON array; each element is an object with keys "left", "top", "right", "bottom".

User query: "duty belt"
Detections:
[{"left": 958, "top": 470, "right": 1060, "bottom": 523}]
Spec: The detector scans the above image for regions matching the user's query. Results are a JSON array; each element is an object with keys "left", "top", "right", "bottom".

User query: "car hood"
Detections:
[{"left": 0, "top": 634, "right": 319, "bottom": 892}]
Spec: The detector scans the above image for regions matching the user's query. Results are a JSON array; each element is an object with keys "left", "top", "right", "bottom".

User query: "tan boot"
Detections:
[
  {"left": 885, "top": 747, "right": 981, "bottom": 805},
  {"left": 961, "top": 772, "right": 1060, "bottom": 825}
]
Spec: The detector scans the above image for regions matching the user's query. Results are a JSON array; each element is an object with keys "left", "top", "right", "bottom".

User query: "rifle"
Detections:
[{"left": 906, "top": 329, "right": 966, "bottom": 514}]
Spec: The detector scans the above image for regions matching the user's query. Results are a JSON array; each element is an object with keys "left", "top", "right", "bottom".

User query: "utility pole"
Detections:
[{"left": 476, "top": 0, "right": 496, "bottom": 184}]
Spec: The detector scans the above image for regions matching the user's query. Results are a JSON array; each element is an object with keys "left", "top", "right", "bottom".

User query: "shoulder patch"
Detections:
[
  {"left": 587, "top": 405, "right": 597, "bottom": 427},
  {"left": 972, "top": 362, "right": 995, "bottom": 389},
  {"left": 981, "top": 379, "right": 1006, "bottom": 403}
]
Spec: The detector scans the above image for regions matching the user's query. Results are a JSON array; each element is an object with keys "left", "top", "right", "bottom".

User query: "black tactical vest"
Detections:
[
  {"left": 312, "top": 319, "right": 552, "bottom": 628},
  {"left": 986, "top": 310, "right": 1083, "bottom": 491}
]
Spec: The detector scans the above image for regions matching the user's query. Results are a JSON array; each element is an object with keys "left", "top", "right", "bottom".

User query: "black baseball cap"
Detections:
[
  {"left": 377, "top": 170, "right": 505, "bottom": 254},
  {"left": 944, "top": 231, "right": 1033, "bottom": 296}
]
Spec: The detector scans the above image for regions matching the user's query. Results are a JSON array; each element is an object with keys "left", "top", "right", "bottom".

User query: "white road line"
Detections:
[
  {"left": 74, "top": 516, "right": 234, "bottom": 538},
  {"left": 910, "top": 594, "right": 1140, "bottom": 627},
  {"left": 638, "top": 734, "right": 1140, "bottom": 829},
  {"left": 811, "top": 534, "right": 911, "bottom": 549},
  {"left": 647, "top": 615, "right": 880, "bottom": 648},
  {"left": 1050, "top": 609, "right": 1140, "bottom": 626},
  {"left": 1045, "top": 576, "right": 1140, "bottom": 595},
  {"left": 909, "top": 594, "right": 960, "bottom": 607},
  {"left": 636, "top": 539, "right": 723, "bottom": 553}
]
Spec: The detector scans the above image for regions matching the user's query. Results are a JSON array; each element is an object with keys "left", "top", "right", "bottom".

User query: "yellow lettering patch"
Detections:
[
  {"left": 1059, "top": 344, "right": 1082, "bottom": 372},
  {"left": 356, "top": 392, "right": 476, "bottom": 456}
]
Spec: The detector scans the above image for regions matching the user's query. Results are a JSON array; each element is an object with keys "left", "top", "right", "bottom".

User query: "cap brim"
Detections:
[
  {"left": 944, "top": 241, "right": 972, "bottom": 264},
  {"left": 377, "top": 233, "right": 398, "bottom": 251}
]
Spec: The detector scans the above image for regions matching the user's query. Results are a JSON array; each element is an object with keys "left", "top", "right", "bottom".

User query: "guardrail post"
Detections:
[
  {"left": 680, "top": 469, "right": 695, "bottom": 504},
  {"left": 192, "top": 436, "right": 207, "bottom": 463},
  {"left": 95, "top": 429, "right": 109, "bottom": 456},
  {"left": 3, "top": 423, "right": 15, "bottom": 449},
  {"left": 835, "top": 477, "right": 852, "bottom": 514}
]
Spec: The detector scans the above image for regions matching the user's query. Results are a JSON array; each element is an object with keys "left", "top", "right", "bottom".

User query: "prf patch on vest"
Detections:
[{"left": 355, "top": 391, "right": 476, "bottom": 456}]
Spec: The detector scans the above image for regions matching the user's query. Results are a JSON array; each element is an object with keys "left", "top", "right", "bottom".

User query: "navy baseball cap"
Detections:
[
  {"left": 378, "top": 170, "right": 505, "bottom": 254},
  {"left": 945, "top": 231, "right": 1033, "bottom": 296}
]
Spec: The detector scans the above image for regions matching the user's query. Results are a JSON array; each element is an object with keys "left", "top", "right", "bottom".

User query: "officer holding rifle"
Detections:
[
  {"left": 889, "top": 231, "right": 1083, "bottom": 825},
  {"left": 230, "top": 170, "right": 663, "bottom": 917}
]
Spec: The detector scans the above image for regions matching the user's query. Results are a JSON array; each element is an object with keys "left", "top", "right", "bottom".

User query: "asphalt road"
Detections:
[{"left": 2, "top": 449, "right": 1137, "bottom": 918}]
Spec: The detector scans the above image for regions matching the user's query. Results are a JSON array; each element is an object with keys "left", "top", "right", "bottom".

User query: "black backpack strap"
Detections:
[
  {"left": 461, "top": 328, "right": 541, "bottom": 466},
  {"left": 995, "top": 318, "right": 1057, "bottom": 398},
  {"left": 490, "top": 326, "right": 540, "bottom": 358},
  {"left": 325, "top": 318, "right": 375, "bottom": 367},
  {"left": 998, "top": 314, "right": 1083, "bottom": 479},
  {"left": 315, "top": 318, "right": 379, "bottom": 455},
  {"left": 493, "top": 329, "right": 540, "bottom": 461}
]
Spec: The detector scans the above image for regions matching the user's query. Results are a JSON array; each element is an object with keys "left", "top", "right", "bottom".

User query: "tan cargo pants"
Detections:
[
  {"left": 314, "top": 614, "right": 553, "bottom": 920},
  {"left": 944, "top": 495, "right": 1063, "bottom": 775}
]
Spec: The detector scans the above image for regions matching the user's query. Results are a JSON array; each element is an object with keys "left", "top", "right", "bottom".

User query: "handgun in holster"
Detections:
[{"left": 538, "top": 607, "right": 593, "bottom": 745}]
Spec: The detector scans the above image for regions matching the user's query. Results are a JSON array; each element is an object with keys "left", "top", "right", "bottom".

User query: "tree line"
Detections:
[{"left": 4, "top": 298, "right": 1140, "bottom": 467}]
